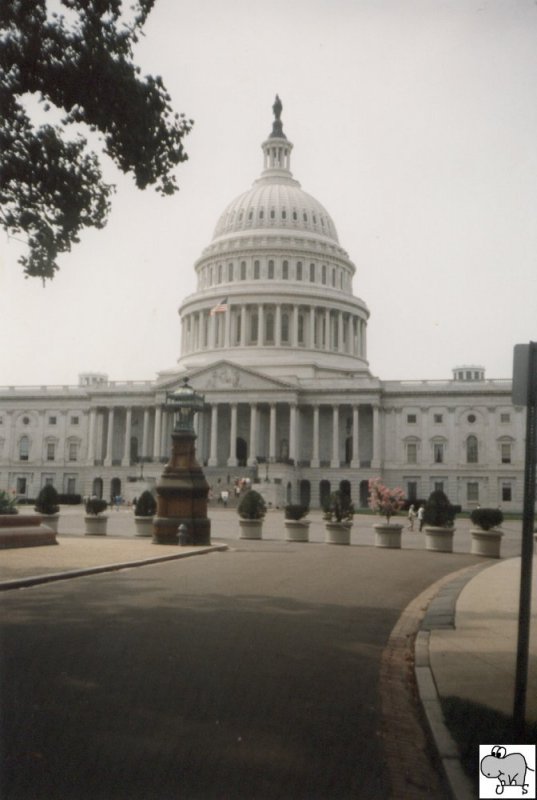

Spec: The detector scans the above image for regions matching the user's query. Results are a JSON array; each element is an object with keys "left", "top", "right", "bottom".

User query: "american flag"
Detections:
[{"left": 210, "top": 297, "right": 228, "bottom": 315}]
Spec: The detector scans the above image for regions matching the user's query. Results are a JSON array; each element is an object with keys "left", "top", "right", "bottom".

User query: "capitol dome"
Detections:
[{"left": 177, "top": 96, "right": 370, "bottom": 381}]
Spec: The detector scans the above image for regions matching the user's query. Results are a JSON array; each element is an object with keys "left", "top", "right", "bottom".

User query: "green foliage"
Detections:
[
  {"left": 0, "top": 490, "right": 19, "bottom": 515},
  {"left": 284, "top": 504, "right": 309, "bottom": 521},
  {"left": 85, "top": 497, "right": 108, "bottom": 515},
  {"left": 0, "top": 0, "right": 193, "bottom": 280},
  {"left": 34, "top": 484, "right": 60, "bottom": 515},
  {"left": 323, "top": 491, "right": 354, "bottom": 523},
  {"left": 423, "top": 490, "right": 456, "bottom": 528},
  {"left": 237, "top": 489, "right": 266, "bottom": 520},
  {"left": 470, "top": 507, "right": 504, "bottom": 531},
  {"left": 134, "top": 490, "right": 156, "bottom": 517}
]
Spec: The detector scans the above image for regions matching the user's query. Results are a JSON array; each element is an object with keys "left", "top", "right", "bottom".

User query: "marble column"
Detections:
[
  {"left": 258, "top": 305, "right": 264, "bottom": 346},
  {"left": 269, "top": 404, "right": 277, "bottom": 461},
  {"left": 248, "top": 404, "right": 258, "bottom": 466},
  {"left": 324, "top": 309, "right": 330, "bottom": 349},
  {"left": 311, "top": 405, "right": 320, "bottom": 468},
  {"left": 227, "top": 403, "right": 238, "bottom": 466},
  {"left": 208, "top": 404, "right": 218, "bottom": 466},
  {"left": 309, "top": 306, "right": 316, "bottom": 348},
  {"left": 351, "top": 405, "right": 360, "bottom": 468},
  {"left": 330, "top": 405, "right": 339, "bottom": 468},
  {"left": 87, "top": 408, "right": 97, "bottom": 464},
  {"left": 104, "top": 407, "right": 114, "bottom": 466},
  {"left": 122, "top": 407, "right": 132, "bottom": 466},
  {"left": 289, "top": 403, "right": 297, "bottom": 464},
  {"left": 275, "top": 306, "right": 282, "bottom": 346},
  {"left": 240, "top": 306, "right": 247, "bottom": 347},
  {"left": 142, "top": 408, "right": 150, "bottom": 459},
  {"left": 153, "top": 406, "right": 162, "bottom": 461},
  {"left": 371, "top": 405, "right": 381, "bottom": 468}
]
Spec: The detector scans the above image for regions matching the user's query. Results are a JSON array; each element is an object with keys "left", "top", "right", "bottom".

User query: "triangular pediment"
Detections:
[{"left": 160, "top": 361, "right": 295, "bottom": 393}]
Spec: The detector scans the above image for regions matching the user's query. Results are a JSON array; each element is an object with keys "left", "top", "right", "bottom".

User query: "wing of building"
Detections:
[{"left": 0, "top": 101, "right": 523, "bottom": 510}]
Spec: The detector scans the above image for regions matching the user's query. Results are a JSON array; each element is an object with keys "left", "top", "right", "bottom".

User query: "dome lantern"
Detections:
[{"left": 261, "top": 94, "right": 294, "bottom": 177}]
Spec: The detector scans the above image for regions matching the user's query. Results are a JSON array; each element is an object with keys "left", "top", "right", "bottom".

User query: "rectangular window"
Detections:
[
  {"left": 467, "top": 482, "right": 479, "bottom": 502},
  {"left": 501, "top": 443, "right": 511, "bottom": 464},
  {"left": 69, "top": 443, "right": 78, "bottom": 462},
  {"left": 406, "top": 443, "right": 417, "bottom": 464},
  {"left": 500, "top": 413, "right": 510, "bottom": 423},
  {"left": 49, "top": 416, "right": 57, "bottom": 425},
  {"left": 71, "top": 416, "right": 79, "bottom": 425},
  {"left": 407, "top": 414, "right": 417, "bottom": 424},
  {"left": 434, "top": 481, "right": 444, "bottom": 493},
  {"left": 66, "top": 477, "right": 76, "bottom": 495},
  {"left": 47, "top": 443, "right": 55, "bottom": 461},
  {"left": 502, "top": 483, "right": 512, "bottom": 502},
  {"left": 433, "top": 443, "right": 444, "bottom": 463},
  {"left": 407, "top": 481, "right": 418, "bottom": 501},
  {"left": 16, "top": 477, "right": 27, "bottom": 495},
  {"left": 434, "top": 414, "right": 443, "bottom": 423}
]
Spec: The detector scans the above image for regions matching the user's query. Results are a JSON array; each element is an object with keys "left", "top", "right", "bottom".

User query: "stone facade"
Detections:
[{"left": 0, "top": 103, "right": 524, "bottom": 511}]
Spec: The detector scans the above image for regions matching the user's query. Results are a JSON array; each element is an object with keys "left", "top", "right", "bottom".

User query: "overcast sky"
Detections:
[{"left": 1, "top": 0, "right": 536, "bottom": 386}]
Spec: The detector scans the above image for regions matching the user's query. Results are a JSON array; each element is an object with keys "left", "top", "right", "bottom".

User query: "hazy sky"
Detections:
[{"left": 2, "top": 0, "right": 536, "bottom": 386}]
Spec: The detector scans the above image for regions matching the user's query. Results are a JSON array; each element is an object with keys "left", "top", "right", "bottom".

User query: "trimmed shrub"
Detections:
[
  {"left": 423, "top": 490, "right": 456, "bottom": 528},
  {"left": 470, "top": 508, "right": 504, "bottom": 531},
  {"left": 284, "top": 504, "right": 309, "bottom": 521},
  {"left": 34, "top": 484, "right": 60, "bottom": 515},
  {"left": 134, "top": 490, "right": 157, "bottom": 517},
  {"left": 57, "top": 493, "right": 82, "bottom": 505},
  {"left": 0, "top": 490, "right": 18, "bottom": 515},
  {"left": 85, "top": 498, "right": 108, "bottom": 516},
  {"left": 237, "top": 489, "right": 266, "bottom": 520},
  {"left": 323, "top": 490, "right": 354, "bottom": 523}
]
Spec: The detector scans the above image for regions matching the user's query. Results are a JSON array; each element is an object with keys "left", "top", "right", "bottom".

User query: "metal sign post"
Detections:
[{"left": 512, "top": 342, "right": 537, "bottom": 740}]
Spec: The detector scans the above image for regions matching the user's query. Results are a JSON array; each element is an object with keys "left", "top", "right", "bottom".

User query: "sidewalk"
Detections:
[{"left": 415, "top": 555, "right": 537, "bottom": 800}]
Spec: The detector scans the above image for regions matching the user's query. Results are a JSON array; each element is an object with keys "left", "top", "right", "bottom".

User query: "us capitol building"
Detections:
[{"left": 0, "top": 99, "right": 523, "bottom": 510}]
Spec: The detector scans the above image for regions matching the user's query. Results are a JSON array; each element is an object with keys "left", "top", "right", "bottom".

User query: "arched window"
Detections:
[
  {"left": 227, "top": 263, "right": 233, "bottom": 281},
  {"left": 240, "top": 261, "right": 246, "bottom": 280},
  {"left": 296, "top": 261, "right": 303, "bottom": 280},
  {"left": 254, "top": 260, "right": 260, "bottom": 279},
  {"left": 282, "top": 260, "right": 289, "bottom": 279},
  {"left": 320, "top": 480, "right": 331, "bottom": 509},
  {"left": 321, "top": 264, "right": 327, "bottom": 284},
  {"left": 217, "top": 264, "right": 222, "bottom": 283},
  {"left": 309, "top": 263, "right": 315, "bottom": 282},
  {"left": 281, "top": 313, "right": 289, "bottom": 343},
  {"left": 268, "top": 260, "right": 274, "bottom": 279},
  {"left": 467, "top": 435, "right": 478, "bottom": 463},
  {"left": 19, "top": 436, "right": 29, "bottom": 461}
]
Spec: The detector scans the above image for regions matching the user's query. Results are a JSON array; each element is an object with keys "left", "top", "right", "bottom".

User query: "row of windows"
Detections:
[
  {"left": 18, "top": 437, "right": 79, "bottom": 462},
  {"left": 406, "top": 438, "right": 512, "bottom": 464},
  {"left": 406, "top": 480, "right": 513, "bottom": 503},
  {"left": 220, "top": 206, "right": 333, "bottom": 233},
  {"left": 200, "top": 260, "right": 349, "bottom": 291},
  {"left": 16, "top": 415, "right": 80, "bottom": 427},
  {"left": 406, "top": 412, "right": 511, "bottom": 424}
]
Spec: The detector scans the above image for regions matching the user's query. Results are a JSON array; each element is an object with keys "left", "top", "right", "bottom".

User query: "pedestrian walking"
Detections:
[
  {"left": 407, "top": 504, "right": 416, "bottom": 531},
  {"left": 417, "top": 504, "right": 425, "bottom": 532}
]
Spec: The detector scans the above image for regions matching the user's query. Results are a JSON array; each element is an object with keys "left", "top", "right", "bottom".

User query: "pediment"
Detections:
[{"left": 162, "top": 361, "right": 294, "bottom": 393}]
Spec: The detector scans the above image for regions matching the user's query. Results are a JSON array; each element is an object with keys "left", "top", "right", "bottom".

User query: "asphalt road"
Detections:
[{"left": 1, "top": 539, "right": 483, "bottom": 800}]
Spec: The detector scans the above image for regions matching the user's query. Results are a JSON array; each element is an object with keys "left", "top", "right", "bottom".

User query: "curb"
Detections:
[
  {"left": 414, "top": 562, "right": 490, "bottom": 800},
  {"left": 0, "top": 544, "right": 229, "bottom": 592}
]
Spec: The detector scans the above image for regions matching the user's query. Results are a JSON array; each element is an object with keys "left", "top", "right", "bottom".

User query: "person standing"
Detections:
[{"left": 407, "top": 504, "right": 416, "bottom": 531}]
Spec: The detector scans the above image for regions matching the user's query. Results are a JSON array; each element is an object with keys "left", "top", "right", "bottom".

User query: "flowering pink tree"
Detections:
[{"left": 368, "top": 478, "right": 406, "bottom": 524}]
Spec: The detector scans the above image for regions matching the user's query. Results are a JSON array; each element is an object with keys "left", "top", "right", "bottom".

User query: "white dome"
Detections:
[{"left": 212, "top": 178, "right": 339, "bottom": 243}]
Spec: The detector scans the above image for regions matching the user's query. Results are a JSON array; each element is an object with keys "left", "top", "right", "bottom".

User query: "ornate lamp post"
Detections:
[{"left": 153, "top": 378, "right": 211, "bottom": 545}]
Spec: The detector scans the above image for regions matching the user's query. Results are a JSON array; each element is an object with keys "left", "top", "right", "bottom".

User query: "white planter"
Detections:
[
  {"left": 374, "top": 523, "right": 403, "bottom": 549},
  {"left": 471, "top": 527, "right": 503, "bottom": 558},
  {"left": 424, "top": 525, "right": 455, "bottom": 553},
  {"left": 239, "top": 518, "right": 263, "bottom": 539},
  {"left": 84, "top": 515, "right": 108, "bottom": 536},
  {"left": 40, "top": 513, "right": 60, "bottom": 534},
  {"left": 134, "top": 516, "right": 154, "bottom": 537},
  {"left": 285, "top": 519, "right": 310, "bottom": 542},
  {"left": 325, "top": 522, "right": 352, "bottom": 545}
]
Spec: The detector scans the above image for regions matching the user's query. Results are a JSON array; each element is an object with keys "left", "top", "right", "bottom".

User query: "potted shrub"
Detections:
[
  {"left": 84, "top": 497, "right": 109, "bottom": 536},
  {"left": 368, "top": 478, "right": 406, "bottom": 549},
  {"left": 237, "top": 489, "right": 266, "bottom": 539},
  {"left": 323, "top": 490, "right": 354, "bottom": 545},
  {"left": 34, "top": 484, "right": 60, "bottom": 533},
  {"left": 470, "top": 507, "right": 504, "bottom": 558},
  {"left": 284, "top": 504, "right": 310, "bottom": 543},
  {"left": 423, "top": 490, "right": 456, "bottom": 552},
  {"left": 133, "top": 490, "right": 157, "bottom": 537},
  {"left": 0, "top": 489, "right": 57, "bottom": 548}
]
